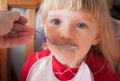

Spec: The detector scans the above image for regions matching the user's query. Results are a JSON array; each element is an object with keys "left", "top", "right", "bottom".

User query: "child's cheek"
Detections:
[{"left": 44, "top": 25, "right": 58, "bottom": 42}]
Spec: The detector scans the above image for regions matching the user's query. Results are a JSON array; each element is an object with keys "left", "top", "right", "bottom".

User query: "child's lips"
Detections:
[{"left": 53, "top": 43, "right": 78, "bottom": 51}]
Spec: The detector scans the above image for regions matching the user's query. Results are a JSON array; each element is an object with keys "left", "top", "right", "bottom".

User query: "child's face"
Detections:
[{"left": 44, "top": 9, "right": 100, "bottom": 67}]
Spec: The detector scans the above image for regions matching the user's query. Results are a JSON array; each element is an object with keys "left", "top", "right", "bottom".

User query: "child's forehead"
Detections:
[
  {"left": 47, "top": 9, "right": 95, "bottom": 21},
  {"left": 48, "top": 9, "right": 90, "bottom": 15}
]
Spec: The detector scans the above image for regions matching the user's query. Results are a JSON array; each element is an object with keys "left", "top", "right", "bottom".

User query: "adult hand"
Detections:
[{"left": 0, "top": 11, "right": 35, "bottom": 48}]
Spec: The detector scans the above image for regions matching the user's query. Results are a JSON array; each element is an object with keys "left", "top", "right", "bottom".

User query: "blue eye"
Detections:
[
  {"left": 77, "top": 23, "right": 87, "bottom": 29},
  {"left": 52, "top": 19, "right": 61, "bottom": 25}
]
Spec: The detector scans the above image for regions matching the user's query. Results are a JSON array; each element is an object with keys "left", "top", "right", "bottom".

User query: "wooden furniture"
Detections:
[
  {"left": 0, "top": 0, "right": 10, "bottom": 81},
  {"left": 0, "top": 0, "right": 41, "bottom": 81}
]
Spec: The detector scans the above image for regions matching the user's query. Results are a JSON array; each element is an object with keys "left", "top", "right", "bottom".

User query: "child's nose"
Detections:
[{"left": 59, "top": 27, "right": 74, "bottom": 40}]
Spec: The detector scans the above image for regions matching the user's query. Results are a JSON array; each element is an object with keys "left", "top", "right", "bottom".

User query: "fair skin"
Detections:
[
  {"left": 0, "top": 11, "right": 35, "bottom": 48},
  {"left": 44, "top": 9, "right": 100, "bottom": 68}
]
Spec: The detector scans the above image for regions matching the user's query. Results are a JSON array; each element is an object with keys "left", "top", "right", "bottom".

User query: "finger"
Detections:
[
  {"left": 18, "top": 16, "right": 28, "bottom": 24},
  {"left": 8, "top": 11, "right": 28, "bottom": 24},
  {"left": 9, "top": 11, "right": 20, "bottom": 21},
  {"left": 0, "top": 33, "right": 33, "bottom": 48},
  {"left": 4, "top": 31, "right": 33, "bottom": 38},
  {"left": 0, "top": 11, "right": 20, "bottom": 22},
  {"left": 11, "top": 23, "right": 35, "bottom": 35}
]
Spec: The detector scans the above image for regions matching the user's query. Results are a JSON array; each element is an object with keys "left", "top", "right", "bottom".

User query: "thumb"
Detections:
[{"left": 8, "top": 11, "right": 20, "bottom": 22}]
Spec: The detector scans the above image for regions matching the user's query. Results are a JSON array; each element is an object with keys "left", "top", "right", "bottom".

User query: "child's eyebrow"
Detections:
[
  {"left": 48, "top": 15, "right": 60, "bottom": 19},
  {"left": 83, "top": 18, "right": 94, "bottom": 23},
  {"left": 75, "top": 18, "right": 94, "bottom": 23}
]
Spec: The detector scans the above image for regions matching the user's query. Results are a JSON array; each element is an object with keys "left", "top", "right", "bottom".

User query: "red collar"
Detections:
[{"left": 52, "top": 56, "right": 79, "bottom": 80}]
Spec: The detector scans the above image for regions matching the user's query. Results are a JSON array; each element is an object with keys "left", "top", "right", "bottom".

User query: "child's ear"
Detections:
[{"left": 92, "top": 33, "right": 101, "bottom": 45}]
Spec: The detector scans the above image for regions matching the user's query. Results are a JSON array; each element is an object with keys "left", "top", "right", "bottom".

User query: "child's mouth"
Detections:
[{"left": 53, "top": 43, "right": 78, "bottom": 51}]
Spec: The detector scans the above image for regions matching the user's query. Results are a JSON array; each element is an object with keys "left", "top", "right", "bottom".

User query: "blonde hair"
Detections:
[{"left": 40, "top": 0, "right": 120, "bottom": 72}]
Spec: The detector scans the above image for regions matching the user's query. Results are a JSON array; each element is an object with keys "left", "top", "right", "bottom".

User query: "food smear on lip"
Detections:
[{"left": 53, "top": 43, "right": 78, "bottom": 51}]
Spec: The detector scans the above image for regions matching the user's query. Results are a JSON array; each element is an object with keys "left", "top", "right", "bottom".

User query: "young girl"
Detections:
[{"left": 20, "top": 0, "right": 120, "bottom": 81}]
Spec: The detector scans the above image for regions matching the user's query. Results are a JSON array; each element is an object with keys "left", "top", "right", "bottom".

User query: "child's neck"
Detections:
[{"left": 55, "top": 55, "right": 83, "bottom": 68}]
